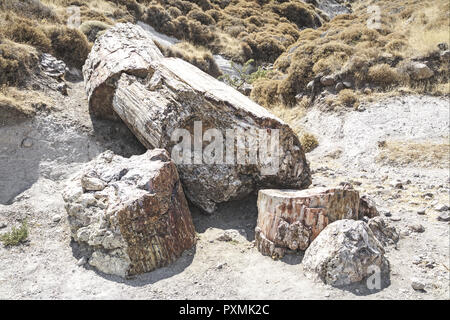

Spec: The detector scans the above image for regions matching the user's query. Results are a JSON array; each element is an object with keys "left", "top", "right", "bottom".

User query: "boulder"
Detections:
[
  {"left": 302, "top": 219, "right": 389, "bottom": 287},
  {"left": 255, "top": 187, "right": 360, "bottom": 258},
  {"left": 62, "top": 149, "right": 196, "bottom": 277},
  {"left": 407, "top": 62, "right": 434, "bottom": 80},
  {"left": 83, "top": 23, "right": 311, "bottom": 213}
]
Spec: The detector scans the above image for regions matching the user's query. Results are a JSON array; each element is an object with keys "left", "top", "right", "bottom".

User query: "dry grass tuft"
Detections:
[
  {"left": 156, "top": 41, "right": 222, "bottom": 77},
  {"left": 300, "top": 133, "right": 319, "bottom": 153},
  {"left": 377, "top": 140, "right": 450, "bottom": 169},
  {"left": 338, "top": 89, "right": 358, "bottom": 108}
]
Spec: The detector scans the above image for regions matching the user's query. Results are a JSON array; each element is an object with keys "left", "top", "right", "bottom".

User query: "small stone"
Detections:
[
  {"left": 440, "top": 50, "right": 450, "bottom": 60},
  {"left": 382, "top": 210, "right": 392, "bottom": 217},
  {"left": 0, "top": 222, "right": 6, "bottom": 229},
  {"left": 80, "top": 175, "right": 106, "bottom": 191},
  {"left": 343, "top": 81, "right": 352, "bottom": 88},
  {"left": 335, "top": 82, "right": 344, "bottom": 91},
  {"left": 437, "top": 212, "right": 450, "bottom": 222},
  {"left": 77, "top": 256, "right": 87, "bottom": 266},
  {"left": 320, "top": 75, "right": 335, "bottom": 86},
  {"left": 434, "top": 204, "right": 449, "bottom": 212},
  {"left": 56, "top": 83, "right": 68, "bottom": 96},
  {"left": 216, "top": 263, "right": 226, "bottom": 270},
  {"left": 437, "top": 43, "right": 449, "bottom": 51},
  {"left": 417, "top": 208, "right": 426, "bottom": 215},
  {"left": 217, "top": 232, "right": 232, "bottom": 242},
  {"left": 390, "top": 216, "right": 401, "bottom": 222},
  {"left": 52, "top": 215, "right": 62, "bottom": 223},
  {"left": 409, "top": 223, "right": 425, "bottom": 233},
  {"left": 21, "top": 138, "right": 33, "bottom": 148},
  {"left": 411, "top": 278, "right": 425, "bottom": 291}
]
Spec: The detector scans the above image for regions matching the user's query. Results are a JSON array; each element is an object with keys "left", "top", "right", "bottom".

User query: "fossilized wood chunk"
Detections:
[
  {"left": 62, "top": 149, "right": 196, "bottom": 277},
  {"left": 302, "top": 219, "right": 390, "bottom": 287},
  {"left": 255, "top": 187, "right": 360, "bottom": 258},
  {"left": 82, "top": 23, "right": 311, "bottom": 213},
  {"left": 359, "top": 195, "right": 379, "bottom": 218}
]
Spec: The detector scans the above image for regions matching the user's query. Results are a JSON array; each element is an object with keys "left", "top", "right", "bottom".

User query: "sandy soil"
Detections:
[{"left": 0, "top": 78, "right": 448, "bottom": 299}]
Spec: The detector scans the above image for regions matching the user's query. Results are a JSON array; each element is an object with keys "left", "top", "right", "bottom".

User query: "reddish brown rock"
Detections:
[
  {"left": 255, "top": 187, "right": 360, "bottom": 258},
  {"left": 63, "top": 149, "right": 196, "bottom": 277}
]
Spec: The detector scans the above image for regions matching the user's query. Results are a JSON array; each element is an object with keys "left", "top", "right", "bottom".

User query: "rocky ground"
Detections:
[{"left": 0, "top": 73, "right": 449, "bottom": 299}]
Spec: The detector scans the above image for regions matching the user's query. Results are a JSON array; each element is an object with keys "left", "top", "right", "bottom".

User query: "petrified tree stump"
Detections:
[
  {"left": 82, "top": 23, "right": 311, "bottom": 213},
  {"left": 255, "top": 187, "right": 360, "bottom": 258},
  {"left": 62, "top": 149, "right": 196, "bottom": 277}
]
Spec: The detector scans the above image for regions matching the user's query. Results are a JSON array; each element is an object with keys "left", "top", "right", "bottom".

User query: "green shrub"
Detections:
[{"left": 0, "top": 220, "right": 28, "bottom": 246}]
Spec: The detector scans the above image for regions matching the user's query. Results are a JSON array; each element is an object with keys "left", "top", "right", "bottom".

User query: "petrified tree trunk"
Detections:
[
  {"left": 83, "top": 23, "right": 312, "bottom": 213},
  {"left": 62, "top": 149, "right": 196, "bottom": 277},
  {"left": 255, "top": 187, "right": 360, "bottom": 258}
]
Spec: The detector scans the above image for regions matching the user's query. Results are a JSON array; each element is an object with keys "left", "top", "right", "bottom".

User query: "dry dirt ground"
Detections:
[{"left": 0, "top": 76, "right": 449, "bottom": 299}]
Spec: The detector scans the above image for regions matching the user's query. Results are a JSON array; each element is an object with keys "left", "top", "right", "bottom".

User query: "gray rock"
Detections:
[
  {"left": 417, "top": 208, "right": 426, "bottom": 215},
  {"left": 21, "top": 138, "right": 33, "bottom": 148},
  {"left": 440, "top": 50, "right": 450, "bottom": 60},
  {"left": 0, "top": 222, "right": 6, "bottom": 229},
  {"left": 80, "top": 175, "right": 106, "bottom": 191},
  {"left": 343, "top": 81, "right": 352, "bottom": 88},
  {"left": 40, "top": 53, "right": 66, "bottom": 78},
  {"left": 411, "top": 278, "right": 425, "bottom": 290},
  {"left": 406, "top": 62, "right": 434, "bottom": 80},
  {"left": 434, "top": 204, "right": 449, "bottom": 212},
  {"left": 409, "top": 223, "right": 425, "bottom": 233},
  {"left": 302, "top": 219, "right": 389, "bottom": 287},
  {"left": 56, "top": 83, "right": 68, "bottom": 96},
  {"left": 335, "top": 82, "right": 344, "bottom": 91},
  {"left": 77, "top": 256, "right": 87, "bottom": 266},
  {"left": 437, "top": 212, "right": 450, "bottom": 222},
  {"left": 52, "top": 215, "right": 62, "bottom": 223},
  {"left": 320, "top": 75, "right": 335, "bottom": 86}
]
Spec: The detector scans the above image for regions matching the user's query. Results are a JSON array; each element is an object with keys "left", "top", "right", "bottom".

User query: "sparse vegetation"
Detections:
[
  {"left": 156, "top": 40, "right": 222, "bottom": 77},
  {"left": 300, "top": 133, "right": 319, "bottom": 153},
  {"left": 377, "top": 140, "right": 450, "bottom": 169},
  {"left": 0, "top": 220, "right": 28, "bottom": 246},
  {"left": 253, "top": 0, "right": 449, "bottom": 108},
  {"left": 338, "top": 89, "right": 358, "bottom": 108}
]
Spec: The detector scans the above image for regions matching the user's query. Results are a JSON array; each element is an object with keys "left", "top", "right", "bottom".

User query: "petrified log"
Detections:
[
  {"left": 83, "top": 23, "right": 311, "bottom": 213},
  {"left": 62, "top": 149, "right": 196, "bottom": 277},
  {"left": 82, "top": 23, "right": 163, "bottom": 120},
  {"left": 255, "top": 187, "right": 360, "bottom": 258}
]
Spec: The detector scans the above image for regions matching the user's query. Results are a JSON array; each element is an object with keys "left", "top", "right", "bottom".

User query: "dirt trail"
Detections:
[{"left": 0, "top": 82, "right": 448, "bottom": 299}]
